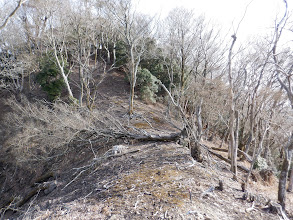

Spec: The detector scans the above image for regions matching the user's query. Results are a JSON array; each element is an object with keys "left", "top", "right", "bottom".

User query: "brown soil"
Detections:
[{"left": 0, "top": 71, "right": 293, "bottom": 219}]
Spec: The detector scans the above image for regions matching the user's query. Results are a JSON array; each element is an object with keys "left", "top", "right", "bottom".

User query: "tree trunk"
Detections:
[
  {"left": 228, "top": 35, "right": 237, "bottom": 180},
  {"left": 78, "top": 39, "right": 83, "bottom": 106},
  {"left": 79, "top": 63, "right": 84, "bottom": 106},
  {"left": 129, "top": 81, "right": 135, "bottom": 115},
  {"left": 278, "top": 149, "right": 292, "bottom": 208},
  {"left": 128, "top": 45, "right": 139, "bottom": 115},
  {"left": 278, "top": 134, "right": 293, "bottom": 208},
  {"left": 129, "top": 51, "right": 135, "bottom": 115},
  {"left": 53, "top": 43, "right": 74, "bottom": 100},
  {"left": 107, "top": 49, "right": 111, "bottom": 64},
  {"left": 287, "top": 166, "right": 293, "bottom": 192},
  {"left": 230, "top": 109, "right": 238, "bottom": 180},
  {"left": 196, "top": 100, "right": 203, "bottom": 141},
  {"left": 113, "top": 42, "right": 116, "bottom": 64},
  {"left": 191, "top": 141, "right": 202, "bottom": 162}
]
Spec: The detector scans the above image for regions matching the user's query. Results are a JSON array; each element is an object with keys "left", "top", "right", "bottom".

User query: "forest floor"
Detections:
[{"left": 0, "top": 70, "right": 293, "bottom": 219}]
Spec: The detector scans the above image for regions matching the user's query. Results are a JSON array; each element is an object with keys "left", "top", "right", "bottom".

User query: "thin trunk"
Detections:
[
  {"left": 278, "top": 134, "right": 293, "bottom": 208},
  {"left": 234, "top": 110, "right": 239, "bottom": 159},
  {"left": 287, "top": 166, "right": 293, "bottom": 192},
  {"left": 54, "top": 53, "right": 74, "bottom": 99},
  {"left": 51, "top": 32, "right": 74, "bottom": 100},
  {"left": 78, "top": 39, "right": 83, "bottom": 106},
  {"left": 113, "top": 42, "right": 116, "bottom": 64},
  {"left": 94, "top": 41, "right": 98, "bottom": 67},
  {"left": 278, "top": 149, "right": 292, "bottom": 208},
  {"left": 180, "top": 54, "right": 185, "bottom": 91},
  {"left": 107, "top": 49, "right": 111, "bottom": 64},
  {"left": 230, "top": 110, "right": 238, "bottom": 180},
  {"left": 129, "top": 47, "right": 135, "bottom": 115},
  {"left": 228, "top": 35, "right": 237, "bottom": 180},
  {"left": 79, "top": 65, "right": 83, "bottom": 106},
  {"left": 196, "top": 99, "right": 203, "bottom": 141},
  {"left": 129, "top": 82, "right": 135, "bottom": 115},
  {"left": 244, "top": 101, "right": 255, "bottom": 155}
]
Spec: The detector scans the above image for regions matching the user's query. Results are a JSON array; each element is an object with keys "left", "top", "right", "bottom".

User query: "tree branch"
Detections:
[{"left": 0, "top": 0, "right": 28, "bottom": 30}]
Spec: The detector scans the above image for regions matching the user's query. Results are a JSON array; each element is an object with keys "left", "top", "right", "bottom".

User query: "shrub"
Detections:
[
  {"left": 136, "top": 68, "right": 159, "bottom": 103},
  {"left": 254, "top": 156, "right": 269, "bottom": 170},
  {"left": 36, "top": 53, "right": 66, "bottom": 101}
]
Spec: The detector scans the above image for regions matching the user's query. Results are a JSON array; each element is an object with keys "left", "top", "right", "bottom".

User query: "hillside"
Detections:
[{"left": 0, "top": 70, "right": 292, "bottom": 220}]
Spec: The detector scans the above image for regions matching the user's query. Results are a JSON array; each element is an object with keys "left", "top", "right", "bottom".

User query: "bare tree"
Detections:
[
  {"left": 45, "top": 2, "right": 76, "bottom": 102},
  {"left": 162, "top": 8, "right": 201, "bottom": 102},
  {"left": 227, "top": 34, "right": 238, "bottom": 180},
  {"left": 271, "top": 0, "right": 293, "bottom": 209},
  {"left": 68, "top": 1, "right": 116, "bottom": 109},
  {"left": 108, "top": 0, "right": 154, "bottom": 115}
]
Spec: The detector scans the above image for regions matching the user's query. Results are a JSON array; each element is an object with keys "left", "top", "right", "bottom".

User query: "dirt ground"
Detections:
[
  {"left": 1, "top": 70, "right": 293, "bottom": 219},
  {"left": 2, "top": 140, "right": 290, "bottom": 219}
]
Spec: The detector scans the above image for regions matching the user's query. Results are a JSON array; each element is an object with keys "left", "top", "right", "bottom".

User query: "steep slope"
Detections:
[{"left": 0, "top": 70, "right": 292, "bottom": 219}]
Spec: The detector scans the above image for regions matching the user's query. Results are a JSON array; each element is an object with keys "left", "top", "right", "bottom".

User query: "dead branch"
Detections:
[
  {"left": 62, "top": 170, "right": 86, "bottom": 191},
  {"left": 159, "top": 81, "right": 202, "bottom": 161},
  {"left": 32, "top": 172, "right": 54, "bottom": 185},
  {"left": 0, "top": 0, "right": 28, "bottom": 30},
  {"left": 263, "top": 201, "right": 289, "bottom": 220},
  {"left": 129, "top": 132, "right": 181, "bottom": 142},
  {"left": 106, "top": 149, "right": 140, "bottom": 159},
  {"left": 0, "top": 181, "right": 56, "bottom": 212}
]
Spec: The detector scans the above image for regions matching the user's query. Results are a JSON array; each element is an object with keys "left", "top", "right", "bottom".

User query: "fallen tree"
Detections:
[{"left": 3, "top": 96, "right": 184, "bottom": 165}]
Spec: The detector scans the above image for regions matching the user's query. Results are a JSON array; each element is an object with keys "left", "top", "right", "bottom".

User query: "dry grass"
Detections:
[
  {"left": 110, "top": 165, "right": 189, "bottom": 207},
  {"left": 133, "top": 122, "right": 151, "bottom": 129},
  {"left": 2, "top": 96, "right": 125, "bottom": 165}
]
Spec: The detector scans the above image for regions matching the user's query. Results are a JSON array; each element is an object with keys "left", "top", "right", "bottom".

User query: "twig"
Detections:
[
  {"left": 164, "top": 210, "right": 168, "bottom": 218},
  {"left": 189, "top": 189, "right": 192, "bottom": 203},
  {"left": 23, "top": 189, "right": 41, "bottom": 219},
  {"left": 62, "top": 169, "right": 87, "bottom": 191},
  {"left": 82, "top": 191, "right": 93, "bottom": 200},
  {"left": 89, "top": 139, "right": 97, "bottom": 158}
]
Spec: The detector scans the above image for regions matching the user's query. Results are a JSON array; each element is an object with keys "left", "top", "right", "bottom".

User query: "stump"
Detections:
[{"left": 190, "top": 141, "right": 202, "bottom": 162}]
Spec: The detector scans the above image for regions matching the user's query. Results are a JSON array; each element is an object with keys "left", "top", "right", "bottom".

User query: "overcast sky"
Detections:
[{"left": 135, "top": 0, "right": 292, "bottom": 45}]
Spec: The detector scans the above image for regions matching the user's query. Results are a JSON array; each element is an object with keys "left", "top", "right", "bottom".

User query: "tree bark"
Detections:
[
  {"left": 227, "top": 34, "right": 237, "bottom": 180},
  {"left": 278, "top": 135, "right": 293, "bottom": 208},
  {"left": 78, "top": 38, "right": 84, "bottom": 106},
  {"left": 196, "top": 100, "right": 203, "bottom": 141},
  {"left": 129, "top": 55, "right": 135, "bottom": 115},
  {"left": 287, "top": 166, "right": 293, "bottom": 192},
  {"left": 113, "top": 42, "right": 116, "bottom": 64},
  {"left": 278, "top": 149, "right": 292, "bottom": 208},
  {"left": 52, "top": 34, "right": 74, "bottom": 100}
]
